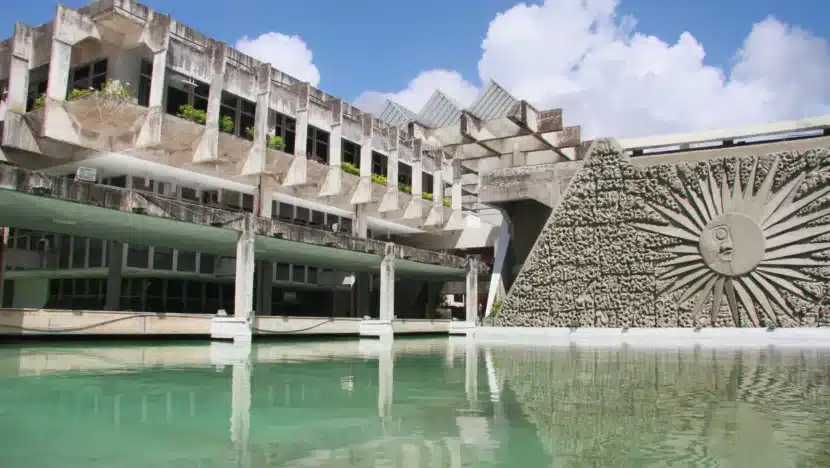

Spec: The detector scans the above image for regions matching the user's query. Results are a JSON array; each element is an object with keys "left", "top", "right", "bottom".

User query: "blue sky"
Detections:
[
  {"left": 4, "top": 0, "right": 827, "bottom": 100},
  {"left": 4, "top": 0, "right": 830, "bottom": 137}
]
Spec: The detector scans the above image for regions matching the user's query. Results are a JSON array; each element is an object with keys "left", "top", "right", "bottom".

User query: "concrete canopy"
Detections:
[{"left": 0, "top": 189, "right": 468, "bottom": 279}]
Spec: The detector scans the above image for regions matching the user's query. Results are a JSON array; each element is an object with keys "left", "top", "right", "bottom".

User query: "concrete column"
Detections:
[
  {"left": 256, "top": 182, "right": 273, "bottom": 218},
  {"left": 204, "top": 41, "right": 227, "bottom": 131},
  {"left": 379, "top": 126, "right": 399, "bottom": 212},
  {"left": 242, "top": 64, "right": 272, "bottom": 177},
  {"left": 320, "top": 98, "right": 343, "bottom": 196},
  {"left": 194, "top": 41, "right": 227, "bottom": 163},
  {"left": 445, "top": 158, "right": 465, "bottom": 229},
  {"left": 404, "top": 138, "right": 424, "bottom": 219},
  {"left": 105, "top": 241, "right": 123, "bottom": 310},
  {"left": 45, "top": 39, "right": 72, "bottom": 102},
  {"left": 234, "top": 221, "right": 256, "bottom": 322},
  {"left": 425, "top": 152, "right": 446, "bottom": 226},
  {"left": 379, "top": 243, "right": 395, "bottom": 322},
  {"left": 7, "top": 24, "right": 33, "bottom": 112},
  {"left": 352, "top": 204, "right": 369, "bottom": 238},
  {"left": 485, "top": 221, "right": 509, "bottom": 318},
  {"left": 146, "top": 17, "right": 170, "bottom": 109},
  {"left": 350, "top": 113, "right": 374, "bottom": 204},
  {"left": 465, "top": 258, "right": 479, "bottom": 324},
  {"left": 284, "top": 82, "right": 309, "bottom": 186},
  {"left": 134, "top": 14, "right": 170, "bottom": 149}
]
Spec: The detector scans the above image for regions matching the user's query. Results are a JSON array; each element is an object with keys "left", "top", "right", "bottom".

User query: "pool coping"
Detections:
[{"left": 468, "top": 326, "right": 830, "bottom": 348}]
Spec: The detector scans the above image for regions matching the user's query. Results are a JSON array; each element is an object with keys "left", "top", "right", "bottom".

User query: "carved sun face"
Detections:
[{"left": 633, "top": 156, "right": 830, "bottom": 327}]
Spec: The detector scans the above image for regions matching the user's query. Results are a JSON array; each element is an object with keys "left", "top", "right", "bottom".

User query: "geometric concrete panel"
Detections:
[{"left": 495, "top": 139, "right": 830, "bottom": 328}]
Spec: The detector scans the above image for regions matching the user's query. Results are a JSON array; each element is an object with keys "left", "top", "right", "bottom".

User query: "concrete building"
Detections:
[{"left": 0, "top": 0, "right": 588, "bottom": 340}]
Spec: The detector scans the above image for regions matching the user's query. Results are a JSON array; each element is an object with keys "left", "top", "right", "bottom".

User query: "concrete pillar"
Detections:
[
  {"left": 320, "top": 98, "right": 343, "bottom": 196},
  {"left": 257, "top": 183, "right": 273, "bottom": 218},
  {"left": 45, "top": 38, "right": 72, "bottom": 102},
  {"left": 234, "top": 221, "right": 256, "bottom": 322},
  {"left": 485, "top": 221, "right": 509, "bottom": 318},
  {"left": 465, "top": 258, "right": 479, "bottom": 324},
  {"left": 242, "top": 64, "right": 272, "bottom": 177},
  {"left": 379, "top": 126, "right": 399, "bottom": 213},
  {"left": 105, "top": 241, "right": 123, "bottom": 310},
  {"left": 425, "top": 152, "right": 446, "bottom": 226},
  {"left": 445, "top": 158, "right": 465, "bottom": 229},
  {"left": 379, "top": 243, "right": 395, "bottom": 322},
  {"left": 145, "top": 15, "right": 170, "bottom": 109},
  {"left": 134, "top": 14, "right": 170, "bottom": 149},
  {"left": 403, "top": 138, "right": 424, "bottom": 219},
  {"left": 193, "top": 41, "right": 227, "bottom": 163},
  {"left": 284, "top": 82, "right": 309, "bottom": 186},
  {"left": 352, "top": 204, "right": 369, "bottom": 238},
  {"left": 350, "top": 112, "right": 374, "bottom": 204},
  {"left": 7, "top": 24, "right": 33, "bottom": 112}
]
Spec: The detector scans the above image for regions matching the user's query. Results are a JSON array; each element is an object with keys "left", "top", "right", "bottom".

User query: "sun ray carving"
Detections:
[{"left": 633, "top": 156, "right": 829, "bottom": 327}]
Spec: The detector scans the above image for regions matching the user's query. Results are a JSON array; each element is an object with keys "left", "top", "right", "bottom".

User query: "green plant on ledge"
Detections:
[
  {"left": 371, "top": 173, "right": 388, "bottom": 185},
  {"left": 99, "top": 79, "right": 134, "bottom": 101},
  {"left": 67, "top": 88, "right": 93, "bottom": 100},
  {"left": 243, "top": 127, "right": 285, "bottom": 150},
  {"left": 442, "top": 198, "right": 451, "bottom": 208},
  {"left": 398, "top": 183, "right": 412, "bottom": 194},
  {"left": 33, "top": 93, "right": 47, "bottom": 110},
  {"left": 177, "top": 104, "right": 206, "bottom": 124},
  {"left": 341, "top": 161, "right": 360, "bottom": 175},
  {"left": 421, "top": 192, "right": 434, "bottom": 201},
  {"left": 219, "top": 115, "right": 234, "bottom": 134},
  {"left": 267, "top": 135, "right": 285, "bottom": 150}
]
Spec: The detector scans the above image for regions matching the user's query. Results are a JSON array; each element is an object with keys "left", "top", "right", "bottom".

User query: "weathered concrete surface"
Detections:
[
  {"left": 478, "top": 160, "right": 581, "bottom": 208},
  {"left": 0, "top": 164, "right": 486, "bottom": 273},
  {"left": 495, "top": 139, "right": 830, "bottom": 328}
]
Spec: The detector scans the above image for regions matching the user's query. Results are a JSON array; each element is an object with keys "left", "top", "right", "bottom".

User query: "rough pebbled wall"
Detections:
[{"left": 494, "top": 139, "right": 830, "bottom": 328}]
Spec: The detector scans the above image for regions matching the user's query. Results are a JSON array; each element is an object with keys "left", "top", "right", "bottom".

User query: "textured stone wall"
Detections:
[{"left": 495, "top": 139, "right": 830, "bottom": 328}]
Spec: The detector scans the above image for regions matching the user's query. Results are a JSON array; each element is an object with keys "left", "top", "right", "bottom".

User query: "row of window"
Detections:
[
  {"left": 6, "top": 230, "right": 343, "bottom": 284},
  {"left": 40, "top": 278, "right": 342, "bottom": 315},
  {"left": 20, "top": 55, "right": 442, "bottom": 193},
  {"left": 93, "top": 175, "right": 391, "bottom": 239}
]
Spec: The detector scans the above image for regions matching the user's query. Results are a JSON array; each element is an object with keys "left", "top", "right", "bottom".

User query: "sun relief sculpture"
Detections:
[{"left": 633, "top": 156, "right": 830, "bottom": 327}]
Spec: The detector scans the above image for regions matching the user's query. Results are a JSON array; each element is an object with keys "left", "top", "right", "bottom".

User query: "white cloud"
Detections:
[
  {"left": 235, "top": 32, "right": 321, "bottom": 87},
  {"left": 353, "top": 69, "right": 478, "bottom": 115},
  {"left": 354, "top": 0, "right": 830, "bottom": 138}
]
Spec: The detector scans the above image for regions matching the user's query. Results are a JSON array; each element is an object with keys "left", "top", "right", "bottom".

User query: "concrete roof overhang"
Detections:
[{"left": 0, "top": 189, "right": 469, "bottom": 280}]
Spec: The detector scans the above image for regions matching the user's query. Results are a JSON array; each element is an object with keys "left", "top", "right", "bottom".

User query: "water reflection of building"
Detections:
[
  {"left": 492, "top": 346, "right": 830, "bottom": 467},
  {"left": 0, "top": 338, "right": 506, "bottom": 467}
]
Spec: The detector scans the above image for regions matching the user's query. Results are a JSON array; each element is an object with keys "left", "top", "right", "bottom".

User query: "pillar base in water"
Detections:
[
  {"left": 211, "top": 317, "right": 252, "bottom": 342},
  {"left": 359, "top": 319, "right": 393, "bottom": 337}
]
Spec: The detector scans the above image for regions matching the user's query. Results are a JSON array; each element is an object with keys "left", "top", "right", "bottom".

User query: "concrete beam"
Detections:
[{"left": 6, "top": 24, "right": 33, "bottom": 113}]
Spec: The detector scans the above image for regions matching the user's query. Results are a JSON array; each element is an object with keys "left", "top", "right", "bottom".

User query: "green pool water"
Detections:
[{"left": 0, "top": 339, "right": 829, "bottom": 467}]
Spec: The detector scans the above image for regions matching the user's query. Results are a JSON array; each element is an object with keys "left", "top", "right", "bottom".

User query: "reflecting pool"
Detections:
[{"left": 1, "top": 339, "right": 829, "bottom": 467}]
